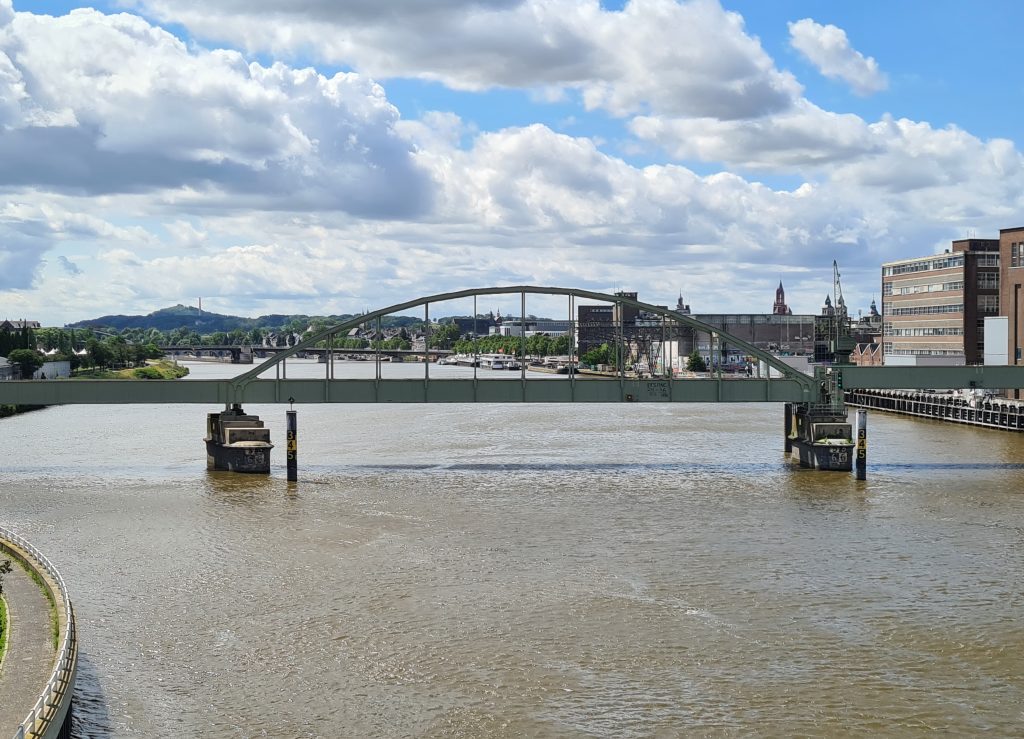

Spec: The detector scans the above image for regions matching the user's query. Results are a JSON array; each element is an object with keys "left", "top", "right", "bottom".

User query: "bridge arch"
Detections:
[{"left": 230, "top": 286, "right": 818, "bottom": 395}]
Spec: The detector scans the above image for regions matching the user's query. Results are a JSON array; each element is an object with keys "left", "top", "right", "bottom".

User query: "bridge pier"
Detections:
[
  {"left": 788, "top": 404, "right": 854, "bottom": 472},
  {"left": 205, "top": 404, "right": 273, "bottom": 473}
]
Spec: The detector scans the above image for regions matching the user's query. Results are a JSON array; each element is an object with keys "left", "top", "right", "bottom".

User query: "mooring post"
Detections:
[
  {"left": 854, "top": 408, "right": 867, "bottom": 480},
  {"left": 784, "top": 402, "right": 793, "bottom": 454},
  {"left": 286, "top": 408, "right": 298, "bottom": 482}
]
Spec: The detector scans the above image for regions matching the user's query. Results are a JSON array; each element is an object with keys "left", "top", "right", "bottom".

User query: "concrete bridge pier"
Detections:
[
  {"left": 788, "top": 403, "right": 855, "bottom": 472},
  {"left": 204, "top": 404, "right": 273, "bottom": 473}
]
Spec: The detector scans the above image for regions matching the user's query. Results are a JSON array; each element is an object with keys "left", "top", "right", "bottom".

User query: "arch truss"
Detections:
[{"left": 227, "top": 286, "right": 822, "bottom": 405}]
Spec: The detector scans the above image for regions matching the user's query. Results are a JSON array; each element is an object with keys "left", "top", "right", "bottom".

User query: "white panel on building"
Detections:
[
  {"left": 984, "top": 316, "right": 1009, "bottom": 366},
  {"left": 759, "top": 355, "right": 813, "bottom": 378}
]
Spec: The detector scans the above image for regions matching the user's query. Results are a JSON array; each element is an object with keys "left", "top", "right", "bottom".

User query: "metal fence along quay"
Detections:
[{"left": 0, "top": 527, "right": 78, "bottom": 739}]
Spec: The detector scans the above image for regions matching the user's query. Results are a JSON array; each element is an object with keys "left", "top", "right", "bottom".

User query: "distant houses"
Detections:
[{"left": 0, "top": 319, "right": 41, "bottom": 331}]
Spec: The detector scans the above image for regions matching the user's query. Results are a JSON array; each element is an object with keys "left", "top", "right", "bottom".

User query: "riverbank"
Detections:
[{"left": 73, "top": 359, "right": 189, "bottom": 380}]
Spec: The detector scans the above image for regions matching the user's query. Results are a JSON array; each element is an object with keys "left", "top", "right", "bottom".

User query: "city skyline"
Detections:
[{"left": 1, "top": 0, "right": 1022, "bottom": 325}]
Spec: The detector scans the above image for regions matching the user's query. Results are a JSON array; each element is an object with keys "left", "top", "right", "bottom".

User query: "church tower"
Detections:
[
  {"left": 822, "top": 294, "right": 835, "bottom": 317},
  {"left": 772, "top": 281, "right": 792, "bottom": 315}
]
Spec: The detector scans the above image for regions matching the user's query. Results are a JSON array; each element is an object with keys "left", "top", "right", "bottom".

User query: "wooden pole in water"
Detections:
[{"left": 286, "top": 408, "right": 298, "bottom": 482}]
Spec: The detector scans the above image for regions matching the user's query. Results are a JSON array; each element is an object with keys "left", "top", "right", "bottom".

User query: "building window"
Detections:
[
  {"left": 1012, "top": 243, "right": 1024, "bottom": 268},
  {"left": 889, "top": 304, "right": 964, "bottom": 315},
  {"left": 887, "top": 327, "right": 963, "bottom": 336},
  {"left": 978, "top": 295, "right": 999, "bottom": 314},
  {"left": 977, "top": 273, "right": 999, "bottom": 290},
  {"left": 882, "top": 282, "right": 893, "bottom": 296}
]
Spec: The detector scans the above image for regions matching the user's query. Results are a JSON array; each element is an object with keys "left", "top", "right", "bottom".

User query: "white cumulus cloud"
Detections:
[
  {"left": 788, "top": 18, "right": 888, "bottom": 96},
  {"left": 0, "top": 6, "right": 433, "bottom": 216},
  {"left": 120, "top": 0, "right": 802, "bottom": 121}
]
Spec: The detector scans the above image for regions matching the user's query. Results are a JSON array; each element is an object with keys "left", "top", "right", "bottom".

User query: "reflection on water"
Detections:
[{"left": 1, "top": 361, "right": 1022, "bottom": 737}]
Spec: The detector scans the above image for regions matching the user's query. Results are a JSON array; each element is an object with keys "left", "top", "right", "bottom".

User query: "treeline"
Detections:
[
  {"left": 0, "top": 325, "right": 34, "bottom": 356},
  {"left": 71, "top": 306, "right": 424, "bottom": 340},
  {"left": 5, "top": 319, "right": 576, "bottom": 375},
  {"left": 452, "top": 333, "right": 572, "bottom": 357},
  {"left": 1, "top": 326, "right": 163, "bottom": 377}
]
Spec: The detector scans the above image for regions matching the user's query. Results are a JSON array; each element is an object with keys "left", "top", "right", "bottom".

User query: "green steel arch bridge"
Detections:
[{"left": 3, "top": 285, "right": 1024, "bottom": 408}]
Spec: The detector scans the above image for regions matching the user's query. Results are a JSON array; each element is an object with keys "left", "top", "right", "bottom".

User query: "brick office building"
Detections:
[
  {"left": 881, "top": 238, "right": 1000, "bottom": 364},
  {"left": 999, "top": 226, "right": 1024, "bottom": 395}
]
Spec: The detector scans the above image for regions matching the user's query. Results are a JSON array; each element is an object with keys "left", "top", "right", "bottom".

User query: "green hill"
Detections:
[{"left": 67, "top": 305, "right": 421, "bottom": 334}]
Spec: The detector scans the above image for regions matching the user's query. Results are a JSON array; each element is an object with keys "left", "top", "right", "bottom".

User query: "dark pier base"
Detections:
[
  {"left": 786, "top": 404, "right": 854, "bottom": 472},
  {"left": 205, "top": 404, "right": 274, "bottom": 473}
]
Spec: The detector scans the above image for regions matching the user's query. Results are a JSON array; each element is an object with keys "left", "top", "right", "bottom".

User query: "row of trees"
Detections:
[
  {"left": 3, "top": 325, "right": 164, "bottom": 377},
  {"left": 452, "top": 333, "right": 572, "bottom": 357},
  {"left": 0, "top": 326, "right": 34, "bottom": 357}
]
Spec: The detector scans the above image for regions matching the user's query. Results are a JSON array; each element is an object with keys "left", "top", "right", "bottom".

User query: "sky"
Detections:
[{"left": 1, "top": 0, "right": 1022, "bottom": 325}]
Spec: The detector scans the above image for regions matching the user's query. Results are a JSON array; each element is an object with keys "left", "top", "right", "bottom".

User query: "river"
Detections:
[{"left": 1, "top": 360, "right": 1022, "bottom": 737}]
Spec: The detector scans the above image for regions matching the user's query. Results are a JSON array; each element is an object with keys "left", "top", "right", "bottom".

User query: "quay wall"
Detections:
[
  {"left": 0, "top": 528, "right": 78, "bottom": 739},
  {"left": 845, "top": 389, "right": 1024, "bottom": 432}
]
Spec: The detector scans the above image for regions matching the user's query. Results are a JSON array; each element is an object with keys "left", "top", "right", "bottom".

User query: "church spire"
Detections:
[{"left": 773, "top": 281, "right": 790, "bottom": 315}]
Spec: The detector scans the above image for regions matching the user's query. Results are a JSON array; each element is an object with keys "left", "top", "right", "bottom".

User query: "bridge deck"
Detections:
[
  {"left": 3, "top": 366, "right": 1024, "bottom": 406},
  {"left": 0, "top": 377, "right": 812, "bottom": 404}
]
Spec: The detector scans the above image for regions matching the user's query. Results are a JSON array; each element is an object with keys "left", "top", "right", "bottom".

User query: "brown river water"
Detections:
[{"left": 1, "top": 360, "right": 1022, "bottom": 737}]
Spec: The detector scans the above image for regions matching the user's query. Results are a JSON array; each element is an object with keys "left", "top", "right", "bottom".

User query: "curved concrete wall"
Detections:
[{"left": 0, "top": 529, "right": 78, "bottom": 739}]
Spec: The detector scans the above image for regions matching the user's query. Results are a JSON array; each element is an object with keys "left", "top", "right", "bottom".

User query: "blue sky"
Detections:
[{"left": 2, "top": 0, "right": 1022, "bottom": 323}]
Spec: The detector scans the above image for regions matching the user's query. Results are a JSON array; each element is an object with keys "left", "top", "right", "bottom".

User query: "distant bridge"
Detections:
[
  {"left": 161, "top": 345, "right": 452, "bottom": 362},
  {"left": 3, "top": 285, "right": 1024, "bottom": 407}
]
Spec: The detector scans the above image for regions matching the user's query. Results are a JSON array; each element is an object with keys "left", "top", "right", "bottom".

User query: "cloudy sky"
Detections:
[{"left": 1, "top": 0, "right": 1022, "bottom": 325}]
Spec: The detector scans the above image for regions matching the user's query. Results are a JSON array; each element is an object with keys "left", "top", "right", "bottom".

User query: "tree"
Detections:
[
  {"left": 687, "top": 350, "right": 707, "bottom": 373},
  {"left": 581, "top": 343, "right": 614, "bottom": 368},
  {"left": 85, "top": 338, "right": 112, "bottom": 369},
  {"left": 429, "top": 322, "right": 461, "bottom": 350},
  {"left": 0, "top": 327, "right": 14, "bottom": 356},
  {"left": 7, "top": 348, "right": 44, "bottom": 379}
]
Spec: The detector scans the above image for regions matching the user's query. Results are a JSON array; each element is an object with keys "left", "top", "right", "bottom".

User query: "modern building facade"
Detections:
[
  {"left": 881, "top": 238, "right": 1000, "bottom": 364},
  {"left": 576, "top": 291, "right": 640, "bottom": 356}
]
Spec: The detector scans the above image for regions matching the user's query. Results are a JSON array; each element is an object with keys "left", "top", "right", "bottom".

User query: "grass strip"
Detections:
[{"left": 0, "top": 594, "right": 9, "bottom": 668}]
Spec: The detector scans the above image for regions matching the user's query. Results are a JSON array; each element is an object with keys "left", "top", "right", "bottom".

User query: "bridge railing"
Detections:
[{"left": 0, "top": 526, "right": 78, "bottom": 739}]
